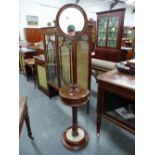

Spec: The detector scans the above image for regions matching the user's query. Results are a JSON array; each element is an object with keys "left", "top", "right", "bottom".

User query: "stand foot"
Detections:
[{"left": 62, "top": 126, "right": 88, "bottom": 150}]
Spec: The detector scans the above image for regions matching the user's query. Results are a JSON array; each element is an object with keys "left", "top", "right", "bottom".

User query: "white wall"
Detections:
[
  {"left": 19, "top": 1, "right": 135, "bottom": 40},
  {"left": 19, "top": 1, "right": 59, "bottom": 40},
  {"left": 111, "top": 4, "right": 135, "bottom": 27}
]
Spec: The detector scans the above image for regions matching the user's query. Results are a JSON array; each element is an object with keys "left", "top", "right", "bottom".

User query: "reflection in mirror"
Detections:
[
  {"left": 67, "top": 24, "right": 75, "bottom": 36},
  {"left": 59, "top": 7, "right": 85, "bottom": 36}
]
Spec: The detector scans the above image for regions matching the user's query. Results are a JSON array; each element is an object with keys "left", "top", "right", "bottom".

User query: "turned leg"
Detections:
[
  {"left": 25, "top": 65, "right": 29, "bottom": 81},
  {"left": 86, "top": 100, "right": 89, "bottom": 114},
  {"left": 25, "top": 104, "right": 34, "bottom": 140},
  {"left": 97, "top": 114, "right": 101, "bottom": 136},
  {"left": 96, "top": 86, "right": 103, "bottom": 136},
  {"left": 31, "top": 66, "right": 36, "bottom": 88}
]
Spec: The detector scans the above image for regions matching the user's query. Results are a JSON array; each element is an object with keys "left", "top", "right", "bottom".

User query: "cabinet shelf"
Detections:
[{"left": 105, "top": 109, "right": 135, "bottom": 129}]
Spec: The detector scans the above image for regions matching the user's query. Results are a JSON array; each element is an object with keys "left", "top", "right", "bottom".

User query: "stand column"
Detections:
[{"left": 72, "top": 107, "right": 78, "bottom": 136}]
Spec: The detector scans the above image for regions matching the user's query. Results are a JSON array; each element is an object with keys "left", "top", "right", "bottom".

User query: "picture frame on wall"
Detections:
[{"left": 26, "top": 15, "right": 38, "bottom": 26}]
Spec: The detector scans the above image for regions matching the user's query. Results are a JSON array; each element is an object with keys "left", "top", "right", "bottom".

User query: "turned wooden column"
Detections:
[{"left": 72, "top": 107, "right": 78, "bottom": 136}]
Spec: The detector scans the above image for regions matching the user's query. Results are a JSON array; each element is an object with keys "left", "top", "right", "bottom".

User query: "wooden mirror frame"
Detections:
[{"left": 56, "top": 4, "right": 88, "bottom": 40}]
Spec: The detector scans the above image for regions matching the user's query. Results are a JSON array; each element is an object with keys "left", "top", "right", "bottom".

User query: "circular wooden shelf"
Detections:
[{"left": 59, "top": 83, "right": 89, "bottom": 107}]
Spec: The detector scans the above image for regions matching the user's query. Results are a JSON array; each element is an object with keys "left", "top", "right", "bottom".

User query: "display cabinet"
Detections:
[
  {"left": 95, "top": 8, "right": 125, "bottom": 62},
  {"left": 43, "top": 31, "right": 59, "bottom": 88},
  {"left": 41, "top": 26, "right": 91, "bottom": 99}
]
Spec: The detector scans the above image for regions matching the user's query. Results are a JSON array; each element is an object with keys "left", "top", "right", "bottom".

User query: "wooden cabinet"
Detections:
[
  {"left": 95, "top": 8, "right": 125, "bottom": 62},
  {"left": 24, "top": 28, "right": 42, "bottom": 43}
]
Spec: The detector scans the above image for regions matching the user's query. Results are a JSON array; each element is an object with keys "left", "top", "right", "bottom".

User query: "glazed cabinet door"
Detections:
[{"left": 44, "top": 33, "right": 59, "bottom": 88}]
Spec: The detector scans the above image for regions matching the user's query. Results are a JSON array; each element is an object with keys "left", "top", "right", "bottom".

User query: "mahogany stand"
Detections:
[{"left": 59, "top": 84, "right": 89, "bottom": 150}]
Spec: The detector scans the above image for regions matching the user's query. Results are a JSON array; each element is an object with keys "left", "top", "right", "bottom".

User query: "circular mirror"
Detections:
[{"left": 56, "top": 4, "right": 88, "bottom": 40}]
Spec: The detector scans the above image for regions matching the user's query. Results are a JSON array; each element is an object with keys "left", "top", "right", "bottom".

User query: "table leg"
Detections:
[
  {"left": 25, "top": 104, "right": 34, "bottom": 140},
  {"left": 86, "top": 100, "right": 89, "bottom": 114},
  {"left": 97, "top": 115, "right": 101, "bottom": 136},
  {"left": 31, "top": 66, "right": 36, "bottom": 88},
  {"left": 96, "top": 86, "right": 103, "bottom": 135},
  {"left": 25, "top": 65, "right": 29, "bottom": 81}
]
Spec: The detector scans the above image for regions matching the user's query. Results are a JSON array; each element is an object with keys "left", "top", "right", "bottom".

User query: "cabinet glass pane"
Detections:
[
  {"left": 77, "top": 35, "right": 89, "bottom": 89},
  {"left": 58, "top": 36, "right": 72, "bottom": 87},
  {"left": 98, "top": 17, "right": 107, "bottom": 47},
  {"left": 37, "top": 64, "right": 48, "bottom": 90},
  {"left": 107, "top": 16, "right": 119, "bottom": 48},
  {"left": 45, "top": 33, "right": 58, "bottom": 86}
]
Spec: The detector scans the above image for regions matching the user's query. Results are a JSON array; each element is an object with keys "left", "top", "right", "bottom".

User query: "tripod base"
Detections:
[{"left": 62, "top": 126, "right": 88, "bottom": 150}]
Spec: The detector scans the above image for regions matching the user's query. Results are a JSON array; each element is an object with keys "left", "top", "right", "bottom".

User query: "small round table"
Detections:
[{"left": 59, "top": 83, "right": 89, "bottom": 150}]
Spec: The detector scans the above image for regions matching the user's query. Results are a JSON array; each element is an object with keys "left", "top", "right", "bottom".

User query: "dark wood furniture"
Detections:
[
  {"left": 95, "top": 8, "right": 125, "bottom": 62},
  {"left": 19, "top": 96, "right": 33, "bottom": 139},
  {"left": 19, "top": 47, "right": 37, "bottom": 75},
  {"left": 120, "top": 47, "right": 134, "bottom": 61},
  {"left": 24, "top": 28, "right": 42, "bottom": 43},
  {"left": 59, "top": 84, "right": 89, "bottom": 150},
  {"left": 96, "top": 69, "right": 135, "bottom": 135},
  {"left": 24, "top": 58, "right": 36, "bottom": 88}
]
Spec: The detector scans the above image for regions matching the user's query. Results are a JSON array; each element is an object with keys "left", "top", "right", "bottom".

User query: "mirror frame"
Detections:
[{"left": 56, "top": 4, "right": 88, "bottom": 40}]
